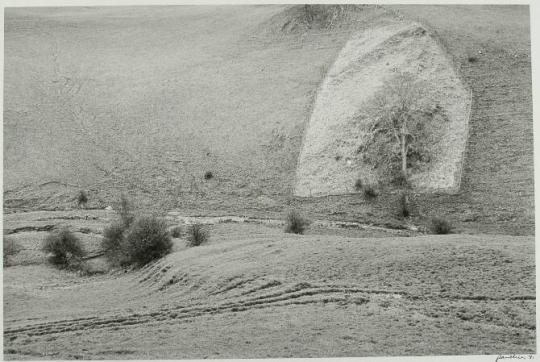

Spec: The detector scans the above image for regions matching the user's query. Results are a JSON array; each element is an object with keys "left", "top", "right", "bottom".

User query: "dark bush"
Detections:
[
  {"left": 285, "top": 210, "right": 309, "bottom": 234},
  {"left": 398, "top": 193, "right": 410, "bottom": 218},
  {"left": 468, "top": 56, "right": 478, "bottom": 63},
  {"left": 124, "top": 216, "right": 173, "bottom": 266},
  {"left": 363, "top": 184, "right": 378, "bottom": 200},
  {"left": 354, "top": 178, "right": 363, "bottom": 191},
  {"left": 77, "top": 190, "right": 88, "bottom": 208},
  {"left": 3, "top": 237, "right": 21, "bottom": 267},
  {"left": 43, "top": 228, "right": 85, "bottom": 267},
  {"left": 187, "top": 224, "right": 209, "bottom": 246},
  {"left": 430, "top": 217, "right": 453, "bottom": 234},
  {"left": 170, "top": 226, "right": 183, "bottom": 238},
  {"left": 204, "top": 171, "right": 213, "bottom": 180},
  {"left": 101, "top": 221, "right": 127, "bottom": 265}
]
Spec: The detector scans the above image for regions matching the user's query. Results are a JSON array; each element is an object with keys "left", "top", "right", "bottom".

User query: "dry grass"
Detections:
[
  {"left": 3, "top": 6, "right": 532, "bottom": 235},
  {"left": 3, "top": 216, "right": 535, "bottom": 358}
]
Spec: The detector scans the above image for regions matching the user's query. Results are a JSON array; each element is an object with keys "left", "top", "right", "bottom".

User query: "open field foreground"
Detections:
[{"left": 3, "top": 211, "right": 536, "bottom": 359}]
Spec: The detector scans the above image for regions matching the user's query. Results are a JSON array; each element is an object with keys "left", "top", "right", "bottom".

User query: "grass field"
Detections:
[
  {"left": 3, "top": 211, "right": 535, "bottom": 359},
  {"left": 3, "top": 5, "right": 533, "bottom": 234},
  {"left": 3, "top": 5, "right": 535, "bottom": 359}
]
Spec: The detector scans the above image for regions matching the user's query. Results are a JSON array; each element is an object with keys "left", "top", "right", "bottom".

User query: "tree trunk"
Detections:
[{"left": 400, "top": 133, "right": 407, "bottom": 178}]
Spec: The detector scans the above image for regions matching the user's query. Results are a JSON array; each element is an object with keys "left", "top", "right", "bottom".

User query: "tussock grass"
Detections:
[
  {"left": 77, "top": 190, "right": 88, "bottom": 208},
  {"left": 285, "top": 210, "right": 310, "bottom": 234},
  {"left": 430, "top": 217, "right": 453, "bottom": 234}
]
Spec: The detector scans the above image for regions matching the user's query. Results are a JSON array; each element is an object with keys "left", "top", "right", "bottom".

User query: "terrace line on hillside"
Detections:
[{"left": 294, "top": 20, "right": 471, "bottom": 197}]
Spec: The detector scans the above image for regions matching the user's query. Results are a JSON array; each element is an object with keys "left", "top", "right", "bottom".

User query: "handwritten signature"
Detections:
[{"left": 496, "top": 355, "right": 535, "bottom": 362}]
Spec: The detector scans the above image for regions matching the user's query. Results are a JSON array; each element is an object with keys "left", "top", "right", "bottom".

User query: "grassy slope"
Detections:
[
  {"left": 3, "top": 212, "right": 535, "bottom": 358},
  {"left": 289, "top": 5, "right": 533, "bottom": 235},
  {"left": 390, "top": 5, "right": 534, "bottom": 234},
  {"left": 4, "top": 5, "right": 533, "bottom": 235},
  {"left": 3, "top": 5, "right": 356, "bottom": 210},
  {"left": 3, "top": 211, "right": 535, "bottom": 359}
]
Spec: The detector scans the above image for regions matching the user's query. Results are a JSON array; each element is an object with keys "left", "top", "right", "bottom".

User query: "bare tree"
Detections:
[{"left": 358, "top": 72, "right": 443, "bottom": 184}]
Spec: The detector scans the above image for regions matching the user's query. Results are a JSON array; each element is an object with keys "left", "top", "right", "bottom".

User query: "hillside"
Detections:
[
  {"left": 3, "top": 211, "right": 535, "bottom": 358},
  {"left": 3, "top": 5, "right": 533, "bottom": 235}
]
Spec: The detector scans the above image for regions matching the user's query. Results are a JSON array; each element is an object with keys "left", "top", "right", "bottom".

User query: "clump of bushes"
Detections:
[
  {"left": 170, "top": 226, "right": 183, "bottom": 238},
  {"left": 123, "top": 216, "right": 173, "bottom": 266},
  {"left": 284, "top": 210, "right": 310, "bottom": 234},
  {"left": 186, "top": 224, "right": 209, "bottom": 247},
  {"left": 101, "top": 221, "right": 128, "bottom": 265},
  {"left": 77, "top": 190, "right": 88, "bottom": 208},
  {"left": 102, "top": 217, "right": 173, "bottom": 267},
  {"left": 204, "top": 171, "right": 213, "bottom": 180},
  {"left": 430, "top": 217, "right": 453, "bottom": 234},
  {"left": 468, "top": 56, "right": 478, "bottom": 63},
  {"left": 3, "top": 237, "right": 21, "bottom": 267},
  {"left": 102, "top": 195, "right": 173, "bottom": 267},
  {"left": 42, "top": 228, "right": 85, "bottom": 267}
]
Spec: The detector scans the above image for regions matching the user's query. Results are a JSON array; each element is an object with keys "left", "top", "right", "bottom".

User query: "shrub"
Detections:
[
  {"left": 43, "top": 228, "right": 85, "bottom": 267},
  {"left": 363, "top": 184, "right": 378, "bottom": 200},
  {"left": 430, "top": 217, "right": 453, "bottom": 234},
  {"left": 354, "top": 178, "right": 363, "bottom": 191},
  {"left": 187, "top": 224, "right": 209, "bottom": 246},
  {"left": 3, "top": 237, "right": 21, "bottom": 267},
  {"left": 101, "top": 221, "right": 127, "bottom": 265},
  {"left": 77, "top": 190, "right": 88, "bottom": 208},
  {"left": 204, "top": 171, "right": 213, "bottom": 180},
  {"left": 124, "top": 216, "right": 172, "bottom": 266},
  {"left": 117, "top": 194, "right": 135, "bottom": 227},
  {"left": 398, "top": 193, "right": 410, "bottom": 218},
  {"left": 284, "top": 210, "right": 309, "bottom": 234},
  {"left": 468, "top": 56, "right": 478, "bottom": 63},
  {"left": 170, "top": 226, "right": 183, "bottom": 238}
]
